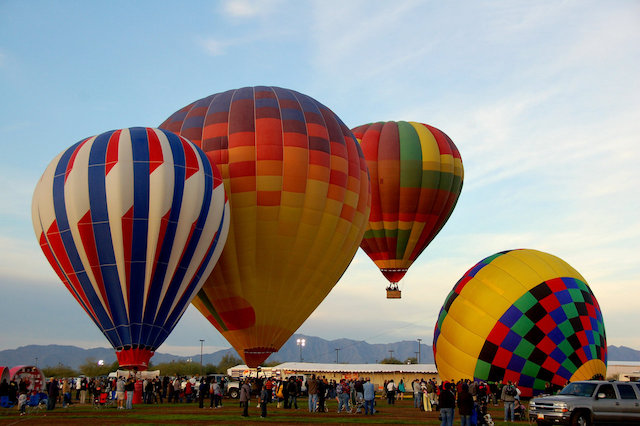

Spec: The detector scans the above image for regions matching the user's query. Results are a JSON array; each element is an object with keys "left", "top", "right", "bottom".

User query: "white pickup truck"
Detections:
[{"left": 529, "top": 380, "right": 640, "bottom": 426}]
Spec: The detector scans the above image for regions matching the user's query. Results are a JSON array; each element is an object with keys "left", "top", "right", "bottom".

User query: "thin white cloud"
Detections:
[
  {"left": 200, "top": 38, "right": 228, "bottom": 56},
  {"left": 221, "top": 0, "right": 282, "bottom": 18},
  {"left": 223, "top": 0, "right": 260, "bottom": 18}
]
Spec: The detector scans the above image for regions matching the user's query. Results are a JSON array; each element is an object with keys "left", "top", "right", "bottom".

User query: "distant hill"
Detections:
[
  {"left": 1, "top": 337, "right": 638, "bottom": 370},
  {"left": 607, "top": 345, "right": 640, "bottom": 361}
]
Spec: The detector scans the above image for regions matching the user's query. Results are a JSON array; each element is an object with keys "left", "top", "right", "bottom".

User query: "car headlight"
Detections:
[{"left": 555, "top": 403, "right": 568, "bottom": 413}]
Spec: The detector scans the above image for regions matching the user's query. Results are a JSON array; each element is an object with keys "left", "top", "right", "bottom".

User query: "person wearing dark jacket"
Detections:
[
  {"left": 457, "top": 383, "right": 474, "bottom": 426},
  {"left": 282, "top": 377, "right": 290, "bottom": 408},
  {"left": 318, "top": 378, "right": 326, "bottom": 412},
  {"left": 46, "top": 378, "right": 59, "bottom": 410},
  {"left": 198, "top": 379, "right": 208, "bottom": 408},
  {"left": 286, "top": 377, "right": 299, "bottom": 409},
  {"left": 259, "top": 383, "right": 268, "bottom": 418},
  {"left": 439, "top": 382, "right": 455, "bottom": 426},
  {"left": 239, "top": 379, "right": 251, "bottom": 417}
]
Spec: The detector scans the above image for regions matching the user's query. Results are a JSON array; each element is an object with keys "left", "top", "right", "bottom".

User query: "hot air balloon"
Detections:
[
  {"left": 351, "top": 121, "right": 463, "bottom": 298},
  {"left": 160, "top": 86, "right": 371, "bottom": 367},
  {"left": 433, "top": 249, "right": 607, "bottom": 397},
  {"left": 32, "top": 127, "right": 229, "bottom": 370}
]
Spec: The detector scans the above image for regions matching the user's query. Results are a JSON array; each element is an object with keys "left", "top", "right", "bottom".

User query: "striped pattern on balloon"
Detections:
[{"left": 31, "top": 127, "right": 229, "bottom": 369}]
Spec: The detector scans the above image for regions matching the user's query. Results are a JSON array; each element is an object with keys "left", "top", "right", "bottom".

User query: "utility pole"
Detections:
[
  {"left": 389, "top": 350, "right": 394, "bottom": 360},
  {"left": 199, "top": 339, "right": 204, "bottom": 377},
  {"left": 335, "top": 348, "right": 340, "bottom": 363},
  {"left": 417, "top": 338, "right": 422, "bottom": 364},
  {"left": 297, "top": 338, "right": 306, "bottom": 362}
]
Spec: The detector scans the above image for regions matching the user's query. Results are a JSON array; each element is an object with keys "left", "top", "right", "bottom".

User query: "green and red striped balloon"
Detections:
[{"left": 352, "top": 121, "right": 463, "bottom": 296}]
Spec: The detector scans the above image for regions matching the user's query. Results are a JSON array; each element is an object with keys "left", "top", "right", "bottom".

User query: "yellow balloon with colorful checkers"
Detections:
[{"left": 433, "top": 249, "right": 607, "bottom": 397}]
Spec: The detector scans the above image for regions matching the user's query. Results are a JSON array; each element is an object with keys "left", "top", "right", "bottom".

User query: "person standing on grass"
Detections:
[
  {"left": 501, "top": 380, "right": 518, "bottom": 422},
  {"left": 213, "top": 380, "right": 223, "bottom": 408},
  {"left": 318, "top": 376, "right": 327, "bottom": 412},
  {"left": 412, "top": 379, "right": 421, "bottom": 408},
  {"left": 287, "top": 376, "right": 299, "bottom": 409},
  {"left": 439, "top": 381, "right": 456, "bottom": 426},
  {"left": 62, "top": 379, "right": 71, "bottom": 408},
  {"left": 363, "top": 377, "right": 375, "bottom": 415},
  {"left": 198, "top": 378, "right": 208, "bottom": 408},
  {"left": 457, "top": 383, "right": 474, "bottom": 426},
  {"left": 307, "top": 374, "right": 318, "bottom": 412},
  {"left": 386, "top": 379, "right": 396, "bottom": 404},
  {"left": 337, "top": 379, "right": 350, "bottom": 413},
  {"left": 240, "top": 379, "right": 251, "bottom": 417},
  {"left": 260, "top": 383, "right": 269, "bottom": 418},
  {"left": 398, "top": 379, "right": 405, "bottom": 400},
  {"left": 116, "top": 377, "right": 125, "bottom": 410},
  {"left": 209, "top": 379, "right": 216, "bottom": 408},
  {"left": 125, "top": 378, "right": 135, "bottom": 409},
  {"left": 280, "top": 377, "right": 289, "bottom": 408},
  {"left": 46, "top": 377, "right": 59, "bottom": 411}
]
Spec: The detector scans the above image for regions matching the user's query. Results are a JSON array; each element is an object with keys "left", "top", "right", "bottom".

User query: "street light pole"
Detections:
[
  {"left": 199, "top": 339, "right": 204, "bottom": 377},
  {"left": 417, "top": 338, "right": 422, "bottom": 364},
  {"left": 296, "top": 338, "right": 306, "bottom": 362}
]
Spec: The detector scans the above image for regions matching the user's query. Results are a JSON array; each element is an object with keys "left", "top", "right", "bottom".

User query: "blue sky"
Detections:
[{"left": 1, "top": 0, "right": 638, "bottom": 358}]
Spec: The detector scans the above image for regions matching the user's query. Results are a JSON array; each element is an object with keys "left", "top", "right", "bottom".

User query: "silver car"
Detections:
[{"left": 529, "top": 380, "right": 640, "bottom": 425}]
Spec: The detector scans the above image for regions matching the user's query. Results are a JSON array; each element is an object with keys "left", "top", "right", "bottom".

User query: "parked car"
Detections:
[
  {"left": 206, "top": 374, "right": 237, "bottom": 398},
  {"left": 529, "top": 380, "right": 640, "bottom": 425}
]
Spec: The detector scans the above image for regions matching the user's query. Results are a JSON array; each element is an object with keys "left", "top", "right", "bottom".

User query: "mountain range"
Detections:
[{"left": 1, "top": 335, "right": 638, "bottom": 370}]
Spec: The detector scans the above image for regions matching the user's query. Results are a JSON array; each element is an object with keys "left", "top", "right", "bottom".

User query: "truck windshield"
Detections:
[{"left": 559, "top": 383, "right": 597, "bottom": 397}]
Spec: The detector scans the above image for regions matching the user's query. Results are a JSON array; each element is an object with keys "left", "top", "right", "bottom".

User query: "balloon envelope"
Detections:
[
  {"left": 160, "top": 86, "right": 371, "bottom": 367},
  {"left": 433, "top": 249, "right": 607, "bottom": 397},
  {"left": 351, "top": 121, "right": 463, "bottom": 294},
  {"left": 32, "top": 127, "right": 229, "bottom": 369}
]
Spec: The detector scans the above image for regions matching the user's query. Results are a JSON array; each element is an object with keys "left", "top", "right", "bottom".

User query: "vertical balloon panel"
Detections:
[
  {"left": 160, "top": 86, "right": 371, "bottom": 367},
  {"left": 32, "top": 127, "right": 229, "bottom": 370}
]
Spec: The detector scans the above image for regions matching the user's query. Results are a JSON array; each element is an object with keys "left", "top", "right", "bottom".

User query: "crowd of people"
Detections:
[
  {"left": 239, "top": 374, "right": 380, "bottom": 417},
  {"left": 2, "top": 373, "right": 536, "bottom": 422},
  {"left": 0, "top": 375, "right": 231, "bottom": 414},
  {"left": 426, "top": 379, "right": 529, "bottom": 425}
]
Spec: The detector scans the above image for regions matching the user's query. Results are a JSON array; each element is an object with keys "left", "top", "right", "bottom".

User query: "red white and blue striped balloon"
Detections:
[{"left": 32, "top": 127, "right": 229, "bottom": 370}]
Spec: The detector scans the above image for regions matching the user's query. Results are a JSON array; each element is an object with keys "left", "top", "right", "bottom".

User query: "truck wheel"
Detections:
[
  {"left": 229, "top": 388, "right": 239, "bottom": 399},
  {"left": 570, "top": 411, "right": 591, "bottom": 426}
]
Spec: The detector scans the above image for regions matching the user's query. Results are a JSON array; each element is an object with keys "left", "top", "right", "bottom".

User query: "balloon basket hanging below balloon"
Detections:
[
  {"left": 382, "top": 269, "right": 406, "bottom": 298},
  {"left": 386, "top": 283, "right": 402, "bottom": 299},
  {"left": 116, "top": 347, "right": 154, "bottom": 371}
]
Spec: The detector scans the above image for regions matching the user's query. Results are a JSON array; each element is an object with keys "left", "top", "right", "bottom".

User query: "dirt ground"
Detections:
[{"left": 0, "top": 397, "right": 530, "bottom": 425}]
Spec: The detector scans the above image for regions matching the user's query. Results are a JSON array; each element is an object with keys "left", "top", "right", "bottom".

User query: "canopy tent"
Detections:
[
  {"left": 9, "top": 365, "right": 45, "bottom": 391},
  {"left": 0, "top": 366, "right": 9, "bottom": 384}
]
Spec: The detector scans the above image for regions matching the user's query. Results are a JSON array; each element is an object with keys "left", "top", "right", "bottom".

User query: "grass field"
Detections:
[{"left": 0, "top": 397, "right": 532, "bottom": 425}]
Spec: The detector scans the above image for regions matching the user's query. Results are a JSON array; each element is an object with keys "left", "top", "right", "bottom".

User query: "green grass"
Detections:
[{"left": 0, "top": 399, "right": 527, "bottom": 425}]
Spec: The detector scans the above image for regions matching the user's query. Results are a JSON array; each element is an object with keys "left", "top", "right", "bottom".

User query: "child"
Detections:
[{"left": 18, "top": 392, "right": 27, "bottom": 415}]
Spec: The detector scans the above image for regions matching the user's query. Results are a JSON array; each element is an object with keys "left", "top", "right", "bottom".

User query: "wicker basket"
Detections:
[{"left": 386, "top": 289, "right": 402, "bottom": 299}]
